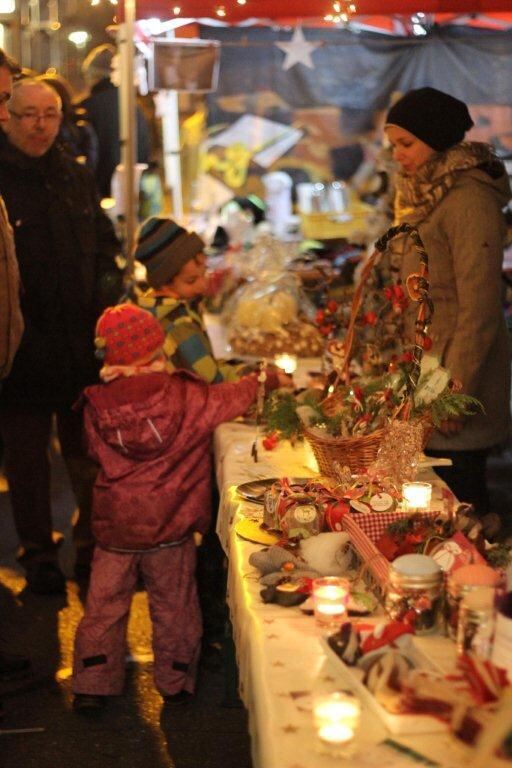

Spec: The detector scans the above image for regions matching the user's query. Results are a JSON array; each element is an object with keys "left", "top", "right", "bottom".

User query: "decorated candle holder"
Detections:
[
  {"left": 312, "top": 577, "right": 349, "bottom": 630},
  {"left": 401, "top": 481, "right": 432, "bottom": 513},
  {"left": 313, "top": 691, "right": 361, "bottom": 757},
  {"left": 274, "top": 353, "right": 298, "bottom": 375}
]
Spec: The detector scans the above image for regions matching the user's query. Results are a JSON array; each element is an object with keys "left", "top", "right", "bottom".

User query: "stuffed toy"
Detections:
[{"left": 249, "top": 532, "right": 353, "bottom": 606}]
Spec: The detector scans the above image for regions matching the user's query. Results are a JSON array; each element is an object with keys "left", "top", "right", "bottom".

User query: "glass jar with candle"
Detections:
[
  {"left": 312, "top": 577, "right": 349, "bottom": 630},
  {"left": 456, "top": 586, "right": 496, "bottom": 661},
  {"left": 385, "top": 554, "right": 443, "bottom": 635},
  {"left": 313, "top": 691, "right": 360, "bottom": 757},
  {"left": 274, "top": 353, "right": 297, "bottom": 375},
  {"left": 446, "top": 563, "right": 501, "bottom": 640},
  {"left": 401, "top": 482, "right": 432, "bottom": 513}
]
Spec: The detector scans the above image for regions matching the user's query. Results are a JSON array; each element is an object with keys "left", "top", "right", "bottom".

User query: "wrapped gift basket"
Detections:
[{"left": 303, "top": 223, "right": 433, "bottom": 476}]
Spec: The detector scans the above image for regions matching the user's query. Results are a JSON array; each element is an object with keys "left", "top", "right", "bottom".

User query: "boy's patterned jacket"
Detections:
[{"left": 136, "top": 293, "right": 241, "bottom": 383}]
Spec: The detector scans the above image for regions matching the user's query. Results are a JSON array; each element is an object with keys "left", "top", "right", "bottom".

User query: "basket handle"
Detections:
[{"left": 341, "top": 223, "right": 433, "bottom": 399}]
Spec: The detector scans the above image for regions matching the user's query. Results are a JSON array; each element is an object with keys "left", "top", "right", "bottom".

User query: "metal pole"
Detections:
[
  {"left": 118, "top": 0, "right": 137, "bottom": 277},
  {"left": 161, "top": 29, "right": 183, "bottom": 221}
]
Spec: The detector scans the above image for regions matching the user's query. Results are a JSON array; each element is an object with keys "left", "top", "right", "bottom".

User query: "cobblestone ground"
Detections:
[{"left": 0, "top": 447, "right": 252, "bottom": 768}]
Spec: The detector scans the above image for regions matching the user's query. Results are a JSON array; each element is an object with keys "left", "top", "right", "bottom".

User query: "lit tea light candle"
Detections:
[
  {"left": 401, "top": 481, "right": 432, "bottom": 513},
  {"left": 100, "top": 197, "right": 116, "bottom": 210},
  {"left": 274, "top": 353, "right": 297, "bottom": 375},
  {"left": 313, "top": 692, "right": 361, "bottom": 755},
  {"left": 312, "top": 577, "right": 349, "bottom": 628}
]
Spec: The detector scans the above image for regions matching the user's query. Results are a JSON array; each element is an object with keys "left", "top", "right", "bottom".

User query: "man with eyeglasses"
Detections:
[{"left": 0, "top": 77, "right": 123, "bottom": 595}]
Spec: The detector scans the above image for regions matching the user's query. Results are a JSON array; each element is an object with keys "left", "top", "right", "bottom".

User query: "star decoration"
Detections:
[{"left": 276, "top": 27, "right": 321, "bottom": 71}]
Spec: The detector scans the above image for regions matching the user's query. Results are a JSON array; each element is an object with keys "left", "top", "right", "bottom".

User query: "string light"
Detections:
[
  {"left": 327, "top": 1, "right": 357, "bottom": 25},
  {"left": 172, "top": 5, "right": 181, "bottom": 13},
  {"left": 237, "top": 0, "right": 247, "bottom": 5},
  {"left": 215, "top": 5, "right": 226, "bottom": 16}
]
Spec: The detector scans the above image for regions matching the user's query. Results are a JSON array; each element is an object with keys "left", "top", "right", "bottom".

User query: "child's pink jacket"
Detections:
[{"left": 80, "top": 370, "right": 259, "bottom": 550}]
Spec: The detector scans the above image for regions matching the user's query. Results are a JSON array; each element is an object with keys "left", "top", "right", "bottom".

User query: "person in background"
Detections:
[
  {"left": 0, "top": 47, "right": 33, "bottom": 719},
  {"left": 72, "top": 304, "right": 284, "bottom": 712},
  {"left": 385, "top": 87, "right": 511, "bottom": 516},
  {"left": 79, "top": 44, "right": 151, "bottom": 199},
  {"left": 36, "top": 72, "right": 98, "bottom": 171},
  {"left": 0, "top": 78, "right": 122, "bottom": 594}
]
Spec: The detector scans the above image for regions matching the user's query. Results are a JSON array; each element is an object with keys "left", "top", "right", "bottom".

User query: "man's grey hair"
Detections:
[{"left": 11, "top": 78, "right": 62, "bottom": 111}]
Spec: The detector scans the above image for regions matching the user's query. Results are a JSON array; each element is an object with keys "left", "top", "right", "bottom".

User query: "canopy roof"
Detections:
[{"left": 133, "top": 0, "right": 512, "bottom": 22}]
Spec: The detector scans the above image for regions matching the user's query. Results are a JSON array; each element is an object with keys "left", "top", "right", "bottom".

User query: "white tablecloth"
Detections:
[{"left": 213, "top": 421, "right": 480, "bottom": 768}]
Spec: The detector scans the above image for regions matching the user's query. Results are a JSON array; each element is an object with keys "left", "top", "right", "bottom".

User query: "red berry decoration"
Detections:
[
  {"left": 363, "top": 311, "right": 378, "bottom": 326},
  {"left": 326, "top": 299, "right": 338, "bottom": 313},
  {"left": 262, "top": 433, "right": 279, "bottom": 450},
  {"left": 422, "top": 335, "right": 433, "bottom": 351}
]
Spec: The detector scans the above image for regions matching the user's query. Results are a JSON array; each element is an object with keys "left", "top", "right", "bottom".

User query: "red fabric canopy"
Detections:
[{"left": 131, "top": 0, "right": 512, "bottom": 22}]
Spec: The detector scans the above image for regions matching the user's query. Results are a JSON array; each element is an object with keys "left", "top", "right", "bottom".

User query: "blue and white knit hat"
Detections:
[{"left": 134, "top": 217, "right": 205, "bottom": 289}]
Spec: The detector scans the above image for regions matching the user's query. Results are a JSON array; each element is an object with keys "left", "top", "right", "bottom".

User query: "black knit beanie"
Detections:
[
  {"left": 134, "top": 217, "right": 205, "bottom": 289},
  {"left": 386, "top": 87, "right": 474, "bottom": 151}
]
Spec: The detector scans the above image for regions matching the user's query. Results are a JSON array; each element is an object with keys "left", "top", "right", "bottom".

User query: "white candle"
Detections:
[
  {"left": 274, "top": 353, "right": 297, "bottom": 375},
  {"left": 318, "top": 722, "right": 354, "bottom": 744},
  {"left": 401, "top": 481, "right": 432, "bottom": 512},
  {"left": 313, "top": 692, "right": 361, "bottom": 752},
  {"left": 312, "top": 577, "right": 349, "bottom": 628}
]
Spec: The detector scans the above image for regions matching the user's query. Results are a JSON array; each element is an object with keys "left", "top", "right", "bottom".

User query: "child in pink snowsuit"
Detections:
[{"left": 72, "top": 304, "right": 282, "bottom": 712}]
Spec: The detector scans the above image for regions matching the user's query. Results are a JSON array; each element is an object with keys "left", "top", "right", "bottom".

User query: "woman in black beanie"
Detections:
[{"left": 385, "top": 87, "right": 511, "bottom": 518}]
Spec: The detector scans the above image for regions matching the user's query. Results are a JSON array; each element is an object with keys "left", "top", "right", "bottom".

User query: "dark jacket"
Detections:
[
  {"left": 80, "top": 79, "right": 151, "bottom": 198},
  {"left": 0, "top": 139, "right": 122, "bottom": 405},
  {"left": 81, "top": 370, "right": 260, "bottom": 551}
]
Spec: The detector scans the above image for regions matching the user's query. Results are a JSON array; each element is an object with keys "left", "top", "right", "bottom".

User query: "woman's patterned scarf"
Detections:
[{"left": 394, "top": 141, "right": 502, "bottom": 225}]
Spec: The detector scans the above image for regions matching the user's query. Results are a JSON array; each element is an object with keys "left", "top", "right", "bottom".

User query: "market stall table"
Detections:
[{"left": 213, "top": 422, "right": 483, "bottom": 768}]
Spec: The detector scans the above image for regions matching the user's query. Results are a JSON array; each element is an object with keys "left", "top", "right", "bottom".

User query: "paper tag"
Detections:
[
  {"left": 415, "top": 367, "right": 450, "bottom": 406},
  {"left": 369, "top": 493, "right": 394, "bottom": 512},
  {"left": 293, "top": 504, "right": 317, "bottom": 524}
]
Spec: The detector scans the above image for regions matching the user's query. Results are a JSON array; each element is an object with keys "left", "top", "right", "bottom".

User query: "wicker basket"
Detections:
[
  {"left": 304, "top": 223, "right": 432, "bottom": 477},
  {"left": 305, "top": 424, "right": 386, "bottom": 475}
]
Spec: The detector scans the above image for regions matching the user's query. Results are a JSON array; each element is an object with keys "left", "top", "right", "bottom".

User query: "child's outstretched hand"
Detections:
[{"left": 270, "top": 368, "right": 294, "bottom": 389}]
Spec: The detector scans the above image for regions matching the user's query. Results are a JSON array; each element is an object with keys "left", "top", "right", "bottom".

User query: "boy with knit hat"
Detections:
[
  {"left": 72, "top": 304, "right": 284, "bottom": 712},
  {"left": 133, "top": 216, "right": 244, "bottom": 383},
  {"left": 133, "top": 218, "right": 283, "bottom": 670}
]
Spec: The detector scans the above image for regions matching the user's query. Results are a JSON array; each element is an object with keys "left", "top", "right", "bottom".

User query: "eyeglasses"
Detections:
[{"left": 8, "top": 110, "right": 61, "bottom": 125}]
